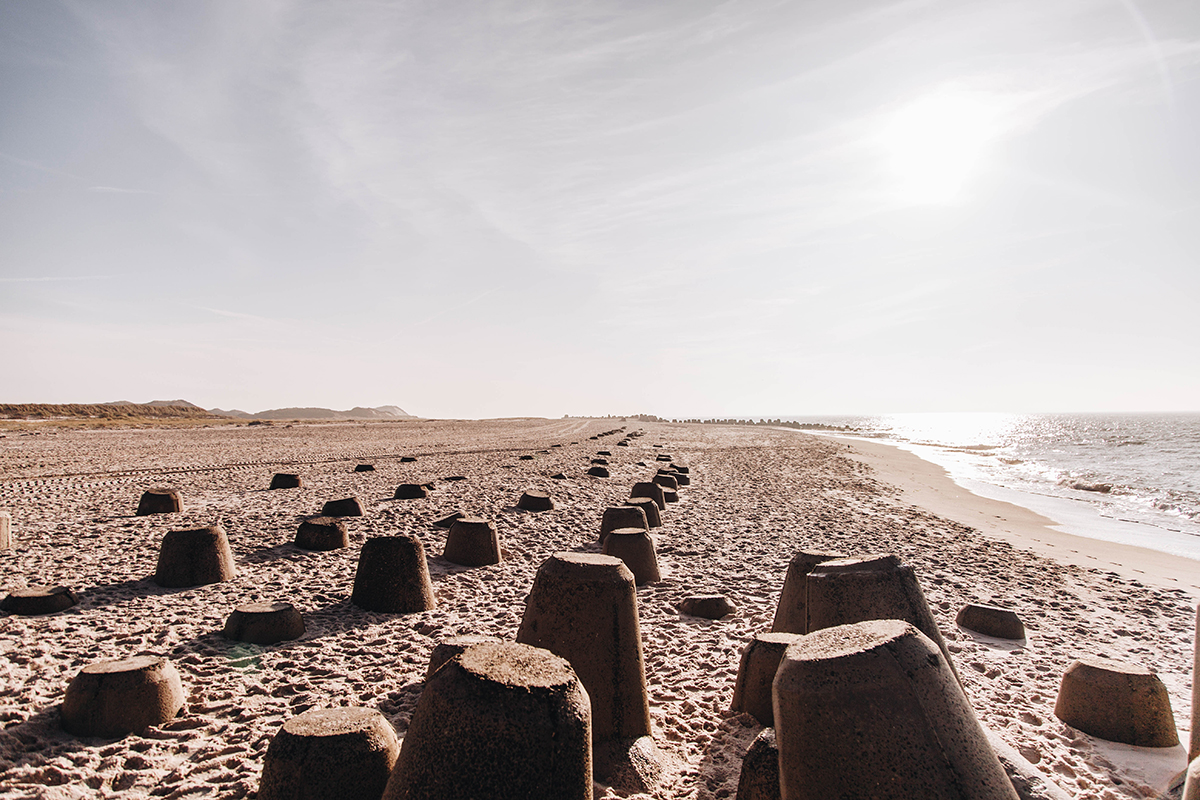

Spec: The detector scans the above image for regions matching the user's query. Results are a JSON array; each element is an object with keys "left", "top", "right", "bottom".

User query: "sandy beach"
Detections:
[{"left": 0, "top": 419, "right": 1195, "bottom": 799}]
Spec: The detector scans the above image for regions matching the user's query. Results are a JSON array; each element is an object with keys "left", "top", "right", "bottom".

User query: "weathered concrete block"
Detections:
[
  {"left": 630, "top": 482, "right": 665, "bottom": 511},
  {"left": 806, "top": 553, "right": 958, "bottom": 681},
  {"left": 153, "top": 525, "right": 236, "bottom": 588},
  {"left": 269, "top": 473, "right": 302, "bottom": 489},
  {"left": 223, "top": 602, "right": 305, "bottom": 644},
  {"left": 770, "top": 549, "right": 845, "bottom": 634},
  {"left": 957, "top": 603, "right": 1026, "bottom": 640},
  {"left": 426, "top": 635, "right": 503, "bottom": 679},
  {"left": 602, "top": 528, "right": 661, "bottom": 585},
  {"left": 652, "top": 473, "right": 678, "bottom": 491},
  {"left": 774, "top": 620, "right": 1017, "bottom": 800},
  {"left": 1192, "top": 604, "right": 1199, "bottom": 761},
  {"left": 623, "top": 497, "right": 661, "bottom": 528},
  {"left": 383, "top": 642, "right": 592, "bottom": 800},
  {"left": 1054, "top": 656, "right": 1178, "bottom": 747},
  {"left": 295, "top": 516, "right": 349, "bottom": 551},
  {"left": 731, "top": 632, "right": 801, "bottom": 726},
  {"left": 258, "top": 707, "right": 400, "bottom": 800},
  {"left": 599, "top": 505, "right": 648, "bottom": 542},
  {"left": 517, "top": 489, "right": 554, "bottom": 511},
  {"left": 321, "top": 497, "right": 364, "bottom": 517},
  {"left": 61, "top": 656, "right": 185, "bottom": 738},
  {"left": 443, "top": 517, "right": 501, "bottom": 567},
  {"left": 136, "top": 488, "right": 182, "bottom": 516},
  {"left": 433, "top": 511, "right": 465, "bottom": 528},
  {"left": 736, "top": 727, "right": 780, "bottom": 800},
  {"left": 1, "top": 585, "right": 80, "bottom": 615},
  {"left": 394, "top": 483, "right": 429, "bottom": 500},
  {"left": 351, "top": 535, "right": 436, "bottom": 613},
  {"left": 517, "top": 553, "right": 660, "bottom": 790},
  {"left": 679, "top": 595, "right": 735, "bottom": 619}
]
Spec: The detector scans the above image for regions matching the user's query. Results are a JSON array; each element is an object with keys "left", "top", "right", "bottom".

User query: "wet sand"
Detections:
[{"left": 0, "top": 419, "right": 1194, "bottom": 798}]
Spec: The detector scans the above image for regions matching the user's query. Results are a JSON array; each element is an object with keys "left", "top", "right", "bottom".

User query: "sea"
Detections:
[{"left": 774, "top": 412, "right": 1200, "bottom": 562}]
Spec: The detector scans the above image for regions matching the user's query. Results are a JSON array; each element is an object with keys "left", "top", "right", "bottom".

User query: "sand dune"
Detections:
[{"left": 0, "top": 419, "right": 1194, "bottom": 798}]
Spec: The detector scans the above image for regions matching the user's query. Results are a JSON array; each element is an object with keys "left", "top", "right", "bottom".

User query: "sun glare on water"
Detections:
[{"left": 878, "top": 89, "right": 1003, "bottom": 205}]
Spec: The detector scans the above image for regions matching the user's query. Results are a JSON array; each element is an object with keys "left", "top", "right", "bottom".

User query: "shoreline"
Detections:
[{"left": 827, "top": 433, "right": 1200, "bottom": 599}]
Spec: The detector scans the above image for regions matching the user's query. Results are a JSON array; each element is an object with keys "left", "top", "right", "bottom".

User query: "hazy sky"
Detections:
[{"left": 2, "top": 0, "right": 1198, "bottom": 418}]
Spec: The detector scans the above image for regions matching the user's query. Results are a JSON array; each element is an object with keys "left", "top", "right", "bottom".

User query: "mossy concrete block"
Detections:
[
  {"left": 1053, "top": 656, "right": 1178, "bottom": 747},
  {"left": 61, "top": 656, "right": 185, "bottom": 738},
  {"left": 258, "top": 707, "right": 400, "bottom": 800}
]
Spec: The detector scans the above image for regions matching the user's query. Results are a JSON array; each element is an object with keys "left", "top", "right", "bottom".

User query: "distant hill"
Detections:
[
  {"left": 239, "top": 405, "right": 416, "bottom": 421},
  {"left": 102, "top": 399, "right": 205, "bottom": 409},
  {"left": 208, "top": 408, "right": 253, "bottom": 418},
  {"left": 1, "top": 403, "right": 215, "bottom": 420},
  {"left": 1, "top": 400, "right": 416, "bottom": 422}
]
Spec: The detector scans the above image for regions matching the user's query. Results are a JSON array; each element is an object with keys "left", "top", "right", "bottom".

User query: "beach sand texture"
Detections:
[{"left": 0, "top": 418, "right": 1195, "bottom": 799}]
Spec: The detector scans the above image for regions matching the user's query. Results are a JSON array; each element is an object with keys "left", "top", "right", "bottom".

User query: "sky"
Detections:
[{"left": 2, "top": 0, "right": 1198, "bottom": 419}]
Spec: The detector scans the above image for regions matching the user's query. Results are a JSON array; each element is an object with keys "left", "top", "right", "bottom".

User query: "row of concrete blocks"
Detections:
[
  {"left": 55, "top": 552, "right": 659, "bottom": 796},
  {"left": 729, "top": 550, "right": 1194, "bottom": 800},
  {"left": 2, "top": 462, "right": 691, "bottom": 615},
  {"left": 40, "top": 543, "right": 1200, "bottom": 798},
  {"left": 19, "top": 517, "right": 1197, "bottom": 796},
  {"left": 763, "top": 549, "right": 1185, "bottom": 748}
]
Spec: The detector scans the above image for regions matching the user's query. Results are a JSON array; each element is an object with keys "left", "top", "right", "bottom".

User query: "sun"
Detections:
[{"left": 878, "top": 89, "right": 1002, "bottom": 205}]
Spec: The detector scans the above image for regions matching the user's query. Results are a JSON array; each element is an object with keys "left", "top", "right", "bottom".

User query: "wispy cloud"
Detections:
[
  {"left": 0, "top": 275, "right": 118, "bottom": 283},
  {"left": 0, "top": 150, "right": 84, "bottom": 180},
  {"left": 86, "top": 186, "right": 159, "bottom": 194}
]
